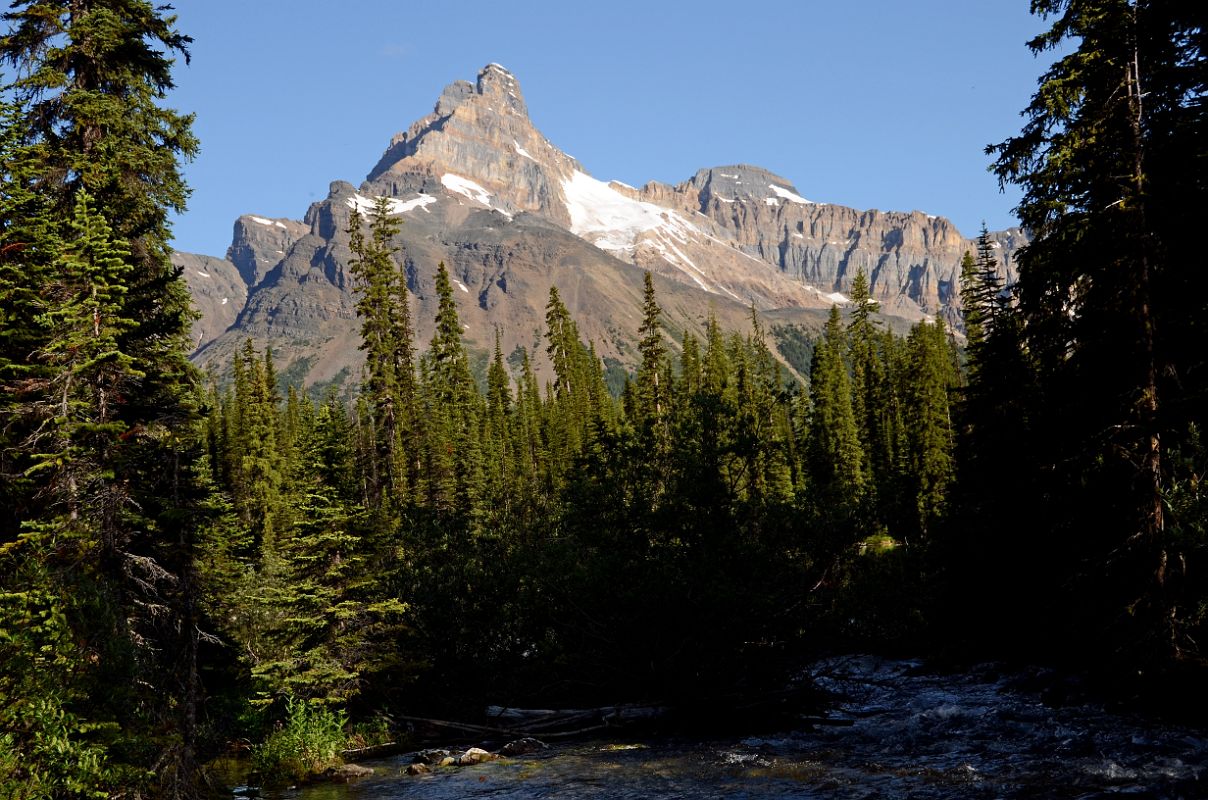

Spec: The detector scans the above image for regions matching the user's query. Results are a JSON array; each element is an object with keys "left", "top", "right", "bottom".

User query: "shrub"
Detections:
[{"left": 252, "top": 698, "right": 347, "bottom": 784}]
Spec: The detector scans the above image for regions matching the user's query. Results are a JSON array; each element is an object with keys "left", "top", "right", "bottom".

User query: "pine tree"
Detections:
[
  {"left": 957, "top": 251, "right": 987, "bottom": 352},
  {"left": 512, "top": 348, "right": 546, "bottom": 496},
  {"left": 629, "top": 272, "right": 672, "bottom": 509},
  {"left": 635, "top": 272, "right": 668, "bottom": 425},
  {"left": 1, "top": 3, "right": 206, "bottom": 793},
  {"left": 847, "top": 268, "right": 891, "bottom": 514},
  {"left": 986, "top": 0, "right": 1206, "bottom": 662},
  {"left": 227, "top": 339, "right": 285, "bottom": 555},
  {"left": 542, "top": 286, "right": 611, "bottom": 486},
  {"left": 481, "top": 329, "right": 516, "bottom": 512},
  {"left": 347, "top": 197, "right": 415, "bottom": 508},
  {"left": 902, "top": 319, "right": 957, "bottom": 538},
  {"left": 805, "top": 306, "right": 865, "bottom": 503},
  {"left": 422, "top": 262, "right": 482, "bottom": 516},
  {"left": 544, "top": 286, "right": 586, "bottom": 478},
  {"left": 248, "top": 394, "right": 406, "bottom": 706}
]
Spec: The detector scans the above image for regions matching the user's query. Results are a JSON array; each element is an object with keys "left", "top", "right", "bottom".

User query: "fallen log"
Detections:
[
  {"left": 340, "top": 741, "right": 404, "bottom": 760},
  {"left": 395, "top": 715, "right": 523, "bottom": 738},
  {"left": 484, "top": 703, "right": 669, "bottom": 732}
]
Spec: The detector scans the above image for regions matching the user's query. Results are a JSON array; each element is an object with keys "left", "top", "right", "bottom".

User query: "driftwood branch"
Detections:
[
  {"left": 341, "top": 741, "right": 403, "bottom": 760},
  {"left": 395, "top": 715, "right": 529, "bottom": 738},
  {"left": 391, "top": 694, "right": 840, "bottom": 749}
]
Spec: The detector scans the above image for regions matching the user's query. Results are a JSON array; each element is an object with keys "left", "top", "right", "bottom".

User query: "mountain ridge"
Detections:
[{"left": 177, "top": 63, "right": 1021, "bottom": 388}]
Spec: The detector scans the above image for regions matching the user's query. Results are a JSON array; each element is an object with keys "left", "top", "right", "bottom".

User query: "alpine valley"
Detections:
[{"left": 177, "top": 63, "right": 1023, "bottom": 386}]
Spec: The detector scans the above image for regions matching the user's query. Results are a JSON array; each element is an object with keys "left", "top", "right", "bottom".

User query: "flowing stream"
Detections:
[{"left": 245, "top": 656, "right": 1207, "bottom": 799}]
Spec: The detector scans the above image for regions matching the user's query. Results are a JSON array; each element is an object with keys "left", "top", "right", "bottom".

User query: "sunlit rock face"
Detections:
[{"left": 181, "top": 64, "right": 1022, "bottom": 387}]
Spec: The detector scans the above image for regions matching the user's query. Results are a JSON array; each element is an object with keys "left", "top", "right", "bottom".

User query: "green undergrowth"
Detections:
[{"left": 252, "top": 698, "right": 348, "bottom": 785}]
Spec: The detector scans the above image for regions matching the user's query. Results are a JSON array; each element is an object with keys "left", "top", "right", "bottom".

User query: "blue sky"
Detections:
[{"left": 167, "top": 1, "right": 1055, "bottom": 257}]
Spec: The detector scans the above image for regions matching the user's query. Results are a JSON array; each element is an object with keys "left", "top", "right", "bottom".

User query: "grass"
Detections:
[{"left": 252, "top": 698, "right": 348, "bottom": 785}]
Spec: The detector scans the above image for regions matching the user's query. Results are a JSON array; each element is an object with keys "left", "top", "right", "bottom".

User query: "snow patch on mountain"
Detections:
[
  {"left": 441, "top": 174, "right": 512, "bottom": 218},
  {"left": 513, "top": 140, "right": 535, "bottom": 160},
  {"left": 346, "top": 193, "right": 436, "bottom": 215},
  {"left": 441, "top": 173, "right": 492, "bottom": 205},
  {"left": 561, "top": 170, "right": 699, "bottom": 256},
  {"left": 769, "top": 184, "right": 814, "bottom": 205}
]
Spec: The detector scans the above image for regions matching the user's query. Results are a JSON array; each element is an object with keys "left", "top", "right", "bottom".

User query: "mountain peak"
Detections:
[
  {"left": 476, "top": 63, "right": 528, "bottom": 116},
  {"left": 184, "top": 63, "right": 1027, "bottom": 390},
  {"left": 686, "top": 165, "right": 814, "bottom": 208},
  {"left": 364, "top": 64, "right": 578, "bottom": 222}
]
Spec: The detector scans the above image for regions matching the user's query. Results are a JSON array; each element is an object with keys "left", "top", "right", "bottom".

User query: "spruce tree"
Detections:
[
  {"left": 1, "top": 3, "right": 206, "bottom": 794},
  {"left": 544, "top": 286, "right": 586, "bottom": 477},
  {"left": 847, "top": 268, "right": 892, "bottom": 515},
  {"left": 902, "top": 319, "right": 957, "bottom": 538},
  {"left": 986, "top": 0, "right": 1206, "bottom": 662},
  {"left": 805, "top": 306, "right": 865, "bottom": 503},
  {"left": 423, "top": 262, "right": 482, "bottom": 516},
  {"left": 482, "top": 329, "right": 516, "bottom": 513},
  {"left": 635, "top": 272, "right": 668, "bottom": 424},
  {"left": 347, "top": 198, "right": 415, "bottom": 508}
]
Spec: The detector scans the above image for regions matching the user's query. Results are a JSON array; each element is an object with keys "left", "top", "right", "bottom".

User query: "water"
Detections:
[{"left": 249, "top": 656, "right": 1207, "bottom": 799}]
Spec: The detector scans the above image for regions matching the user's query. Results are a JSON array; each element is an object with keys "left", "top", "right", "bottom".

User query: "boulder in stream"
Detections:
[
  {"left": 499, "top": 737, "right": 548, "bottom": 756},
  {"left": 323, "top": 763, "right": 373, "bottom": 782},
  {"left": 456, "top": 747, "right": 500, "bottom": 765},
  {"left": 415, "top": 748, "right": 451, "bottom": 765}
]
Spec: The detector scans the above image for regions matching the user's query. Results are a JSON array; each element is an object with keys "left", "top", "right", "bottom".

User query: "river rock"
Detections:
[
  {"left": 415, "top": 748, "right": 451, "bottom": 765},
  {"left": 324, "top": 763, "right": 373, "bottom": 782},
  {"left": 405, "top": 763, "right": 431, "bottom": 775},
  {"left": 499, "top": 737, "right": 548, "bottom": 756},
  {"left": 456, "top": 747, "right": 500, "bottom": 765}
]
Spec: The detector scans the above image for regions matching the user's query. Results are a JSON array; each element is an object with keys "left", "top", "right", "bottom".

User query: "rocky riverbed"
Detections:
[{"left": 237, "top": 655, "right": 1207, "bottom": 799}]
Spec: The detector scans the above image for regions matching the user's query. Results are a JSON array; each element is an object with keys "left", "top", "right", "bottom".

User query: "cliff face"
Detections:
[
  {"left": 175, "top": 251, "right": 247, "bottom": 352},
  {"left": 181, "top": 64, "right": 1022, "bottom": 387},
  {"left": 671, "top": 165, "right": 1024, "bottom": 326}
]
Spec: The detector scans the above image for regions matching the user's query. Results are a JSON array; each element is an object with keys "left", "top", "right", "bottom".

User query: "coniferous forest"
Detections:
[{"left": 1, "top": 1, "right": 1206, "bottom": 797}]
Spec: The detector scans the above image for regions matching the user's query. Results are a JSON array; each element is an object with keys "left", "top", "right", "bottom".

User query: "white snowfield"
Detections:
[
  {"left": 441, "top": 174, "right": 512, "bottom": 218},
  {"left": 346, "top": 193, "right": 436, "bottom": 215},
  {"left": 441, "top": 173, "right": 491, "bottom": 205},
  {"left": 769, "top": 184, "right": 814, "bottom": 205},
  {"left": 248, "top": 215, "right": 288, "bottom": 228},
  {"left": 561, "top": 170, "right": 698, "bottom": 255}
]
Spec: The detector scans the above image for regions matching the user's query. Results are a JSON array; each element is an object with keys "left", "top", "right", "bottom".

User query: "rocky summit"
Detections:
[{"left": 178, "top": 63, "right": 1021, "bottom": 388}]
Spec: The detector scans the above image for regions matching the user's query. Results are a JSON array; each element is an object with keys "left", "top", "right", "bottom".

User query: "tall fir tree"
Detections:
[
  {"left": 0, "top": 2, "right": 207, "bottom": 794},
  {"left": 846, "top": 268, "right": 894, "bottom": 518},
  {"left": 421, "top": 262, "right": 483, "bottom": 517},
  {"left": 986, "top": 0, "right": 1207, "bottom": 664},
  {"left": 347, "top": 198, "right": 416, "bottom": 509},
  {"left": 805, "top": 306, "right": 865, "bottom": 504},
  {"left": 635, "top": 272, "right": 669, "bottom": 425},
  {"left": 902, "top": 319, "right": 958, "bottom": 538}
]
